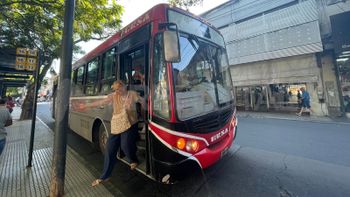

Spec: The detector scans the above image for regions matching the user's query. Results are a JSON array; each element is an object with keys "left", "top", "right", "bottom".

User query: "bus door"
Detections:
[{"left": 119, "top": 45, "right": 149, "bottom": 174}]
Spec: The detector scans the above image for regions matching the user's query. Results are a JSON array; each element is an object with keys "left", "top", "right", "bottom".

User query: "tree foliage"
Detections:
[
  {"left": 169, "top": 0, "right": 203, "bottom": 9},
  {"left": 0, "top": 0, "right": 124, "bottom": 119},
  {"left": 5, "top": 87, "right": 22, "bottom": 97}
]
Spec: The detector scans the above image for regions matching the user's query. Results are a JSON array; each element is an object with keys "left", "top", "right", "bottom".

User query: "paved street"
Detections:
[
  {"left": 236, "top": 117, "right": 350, "bottom": 167},
  {"left": 37, "top": 103, "right": 350, "bottom": 197}
]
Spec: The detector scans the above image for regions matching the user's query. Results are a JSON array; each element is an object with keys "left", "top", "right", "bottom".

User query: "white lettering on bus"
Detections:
[
  {"left": 210, "top": 128, "right": 228, "bottom": 143},
  {"left": 121, "top": 13, "right": 150, "bottom": 37}
]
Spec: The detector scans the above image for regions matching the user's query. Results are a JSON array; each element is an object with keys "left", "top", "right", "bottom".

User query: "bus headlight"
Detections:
[
  {"left": 177, "top": 138, "right": 186, "bottom": 150},
  {"left": 176, "top": 138, "right": 202, "bottom": 153},
  {"left": 186, "top": 140, "right": 199, "bottom": 152}
]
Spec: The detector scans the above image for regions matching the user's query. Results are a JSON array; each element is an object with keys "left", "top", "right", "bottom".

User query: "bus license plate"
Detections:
[{"left": 221, "top": 147, "right": 229, "bottom": 158}]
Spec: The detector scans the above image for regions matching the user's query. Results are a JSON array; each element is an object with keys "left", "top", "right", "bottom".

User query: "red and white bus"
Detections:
[{"left": 64, "top": 4, "right": 237, "bottom": 183}]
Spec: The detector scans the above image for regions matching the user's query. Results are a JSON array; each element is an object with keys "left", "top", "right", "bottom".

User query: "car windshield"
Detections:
[{"left": 173, "top": 35, "right": 233, "bottom": 120}]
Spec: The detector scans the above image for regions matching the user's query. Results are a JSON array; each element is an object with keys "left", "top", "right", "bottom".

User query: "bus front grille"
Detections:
[{"left": 189, "top": 107, "right": 233, "bottom": 133}]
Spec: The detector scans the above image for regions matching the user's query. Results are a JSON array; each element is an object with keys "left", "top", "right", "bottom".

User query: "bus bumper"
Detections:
[
  {"left": 193, "top": 125, "right": 236, "bottom": 169},
  {"left": 151, "top": 125, "right": 237, "bottom": 183}
]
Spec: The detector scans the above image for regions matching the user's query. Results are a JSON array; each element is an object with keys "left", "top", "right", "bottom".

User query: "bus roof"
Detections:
[
  {"left": 72, "top": 3, "right": 220, "bottom": 69},
  {"left": 72, "top": 4, "right": 168, "bottom": 69}
]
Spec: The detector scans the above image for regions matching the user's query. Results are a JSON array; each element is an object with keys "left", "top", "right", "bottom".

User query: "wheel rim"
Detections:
[{"left": 99, "top": 126, "right": 108, "bottom": 154}]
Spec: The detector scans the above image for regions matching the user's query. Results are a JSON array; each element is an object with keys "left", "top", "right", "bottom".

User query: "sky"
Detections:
[{"left": 50, "top": 0, "right": 229, "bottom": 75}]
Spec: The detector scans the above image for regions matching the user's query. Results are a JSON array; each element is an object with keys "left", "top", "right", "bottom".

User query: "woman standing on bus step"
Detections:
[{"left": 76, "top": 80, "right": 145, "bottom": 187}]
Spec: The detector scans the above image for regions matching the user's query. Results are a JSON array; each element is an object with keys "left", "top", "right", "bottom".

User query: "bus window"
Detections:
[
  {"left": 132, "top": 64, "right": 145, "bottom": 85},
  {"left": 100, "top": 48, "right": 116, "bottom": 94},
  {"left": 152, "top": 34, "right": 171, "bottom": 119},
  {"left": 72, "top": 66, "right": 85, "bottom": 96},
  {"left": 77, "top": 66, "right": 84, "bottom": 84},
  {"left": 120, "top": 47, "right": 146, "bottom": 93},
  {"left": 102, "top": 48, "right": 116, "bottom": 80},
  {"left": 86, "top": 58, "right": 99, "bottom": 95}
]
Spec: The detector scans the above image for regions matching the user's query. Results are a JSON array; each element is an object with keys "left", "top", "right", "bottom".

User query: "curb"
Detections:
[{"left": 237, "top": 113, "right": 350, "bottom": 125}]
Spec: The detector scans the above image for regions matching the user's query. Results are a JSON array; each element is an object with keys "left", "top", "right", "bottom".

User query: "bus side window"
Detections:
[
  {"left": 86, "top": 58, "right": 99, "bottom": 96},
  {"left": 120, "top": 47, "right": 146, "bottom": 94},
  {"left": 71, "top": 69, "right": 77, "bottom": 96},
  {"left": 73, "top": 65, "right": 85, "bottom": 96},
  {"left": 100, "top": 47, "right": 116, "bottom": 94},
  {"left": 120, "top": 54, "right": 132, "bottom": 85}
]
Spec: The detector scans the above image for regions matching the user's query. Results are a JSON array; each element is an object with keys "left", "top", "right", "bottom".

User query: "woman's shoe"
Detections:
[
  {"left": 91, "top": 178, "right": 110, "bottom": 187},
  {"left": 130, "top": 162, "right": 138, "bottom": 170}
]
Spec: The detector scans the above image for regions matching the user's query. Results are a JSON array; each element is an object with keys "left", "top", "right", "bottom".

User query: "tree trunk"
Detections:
[
  {"left": 20, "top": 60, "right": 53, "bottom": 120},
  {"left": 20, "top": 83, "right": 34, "bottom": 120}
]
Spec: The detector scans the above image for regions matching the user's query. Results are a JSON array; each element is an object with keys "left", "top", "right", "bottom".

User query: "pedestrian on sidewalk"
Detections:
[
  {"left": 0, "top": 98, "right": 13, "bottom": 155},
  {"left": 75, "top": 80, "right": 144, "bottom": 187},
  {"left": 297, "top": 90, "right": 302, "bottom": 109},
  {"left": 297, "top": 87, "right": 313, "bottom": 116},
  {"left": 6, "top": 96, "right": 15, "bottom": 113}
]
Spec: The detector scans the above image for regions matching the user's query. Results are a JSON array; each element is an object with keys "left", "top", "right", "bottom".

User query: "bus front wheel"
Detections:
[{"left": 98, "top": 125, "right": 108, "bottom": 155}]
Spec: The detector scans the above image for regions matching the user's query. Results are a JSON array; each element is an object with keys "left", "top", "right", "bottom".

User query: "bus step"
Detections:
[
  {"left": 138, "top": 124, "right": 146, "bottom": 133},
  {"left": 139, "top": 132, "right": 146, "bottom": 141},
  {"left": 137, "top": 140, "right": 146, "bottom": 150},
  {"left": 118, "top": 151, "right": 147, "bottom": 173}
]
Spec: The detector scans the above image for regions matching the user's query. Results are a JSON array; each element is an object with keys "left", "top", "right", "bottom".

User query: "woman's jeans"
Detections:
[
  {"left": 0, "top": 138, "right": 6, "bottom": 155},
  {"left": 100, "top": 123, "right": 139, "bottom": 180}
]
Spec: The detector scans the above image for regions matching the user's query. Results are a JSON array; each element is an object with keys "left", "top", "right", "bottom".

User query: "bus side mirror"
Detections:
[{"left": 163, "top": 30, "right": 181, "bottom": 63}]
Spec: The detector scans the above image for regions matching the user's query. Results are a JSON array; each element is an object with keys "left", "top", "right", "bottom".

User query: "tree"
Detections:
[
  {"left": 169, "top": 0, "right": 203, "bottom": 9},
  {"left": 0, "top": 0, "right": 124, "bottom": 119},
  {"left": 5, "top": 87, "right": 21, "bottom": 97}
]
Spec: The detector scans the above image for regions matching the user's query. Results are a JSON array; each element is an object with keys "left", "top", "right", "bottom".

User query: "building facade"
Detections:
[{"left": 202, "top": 0, "right": 350, "bottom": 117}]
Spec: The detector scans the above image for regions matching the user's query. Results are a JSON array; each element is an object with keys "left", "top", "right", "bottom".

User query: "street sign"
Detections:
[
  {"left": 16, "top": 56, "right": 26, "bottom": 64},
  {"left": 16, "top": 48, "right": 27, "bottom": 56},
  {"left": 15, "top": 48, "right": 38, "bottom": 71},
  {"left": 26, "top": 65, "right": 36, "bottom": 71},
  {"left": 27, "top": 57, "right": 37, "bottom": 65},
  {"left": 28, "top": 49, "right": 38, "bottom": 57},
  {"left": 16, "top": 64, "right": 26, "bottom": 70},
  {"left": 15, "top": 56, "right": 26, "bottom": 70},
  {"left": 26, "top": 58, "right": 37, "bottom": 71}
]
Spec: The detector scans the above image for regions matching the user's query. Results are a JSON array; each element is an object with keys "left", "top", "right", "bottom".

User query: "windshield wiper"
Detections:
[{"left": 188, "top": 34, "right": 199, "bottom": 50}]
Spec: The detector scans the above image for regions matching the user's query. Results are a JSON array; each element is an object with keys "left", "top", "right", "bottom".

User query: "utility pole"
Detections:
[
  {"left": 27, "top": 51, "right": 40, "bottom": 167},
  {"left": 49, "top": 0, "right": 75, "bottom": 196}
]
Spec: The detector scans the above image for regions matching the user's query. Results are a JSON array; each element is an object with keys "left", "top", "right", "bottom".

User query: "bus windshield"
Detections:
[
  {"left": 168, "top": 9, "right": 225, "bottom": 48},
  {"left": 173, "top": 35, "right": 233, "bottom": 120}
]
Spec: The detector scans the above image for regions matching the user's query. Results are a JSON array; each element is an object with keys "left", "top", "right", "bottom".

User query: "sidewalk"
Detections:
[
  {"left": 237, "top": 111, "right": 350, "bottom": 124},
  {"left": 0, "top": 107, "right": 124, "bottom": 197}
]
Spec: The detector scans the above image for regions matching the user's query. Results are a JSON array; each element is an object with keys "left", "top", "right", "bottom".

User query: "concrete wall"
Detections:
[
  {"left": 229, "top": 53, "right": 330, "bottom": 116},
  {"left": 230, "top": 54, "right": 319, "bottom": 86},
  {"left": 320, "top": 52, "right": 342, "bottom": 116},
  {"left": 205, "top": 0, "right": 323, "bottom": 65},
  {"left": 202, "top": 0, "right": 295, "bottom": 28},
  {"left": 306, "top": 82, "right": 326, "bottom": 116}
]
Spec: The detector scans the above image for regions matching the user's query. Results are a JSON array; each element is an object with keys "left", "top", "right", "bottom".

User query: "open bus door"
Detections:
[{"left": 118, "top": 44, "right": 152, "bottom": 177}]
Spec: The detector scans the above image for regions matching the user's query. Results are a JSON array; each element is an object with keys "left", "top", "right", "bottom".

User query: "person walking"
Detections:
[
  {"left": 297, "top": 87, "right": 313, "bottom": 116},
  {"left": 6, "top": 96, "right": 15, "bottom": 113},
  {"left": 0, "top": 98, "right": 13, "bottom": 155},
  {"left": 75, "top": 80, "right": 144, "bottom": 187},
  {"left": 297, "top": 90, "right": 302, "bottom": 109}
]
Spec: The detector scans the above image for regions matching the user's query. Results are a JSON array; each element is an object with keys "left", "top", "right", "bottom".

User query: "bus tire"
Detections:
[{"left": 98, "top": 124, "right": 108, "bottom": 155}]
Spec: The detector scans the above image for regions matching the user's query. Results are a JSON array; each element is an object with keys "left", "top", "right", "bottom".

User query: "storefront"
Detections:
[
  {"left": 337, "top": 57, "right": 350, "bottom": 116},
  {"left": 331, "top": 11, "right": 350, "bottom": 118},
  {"left": 232, "top": 54, "right": 327, "bottom": 115}
]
